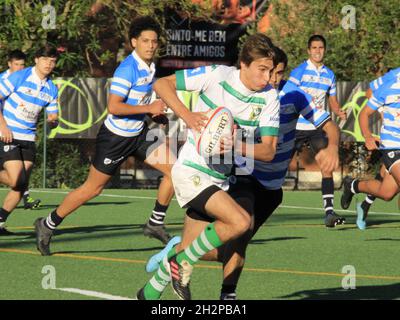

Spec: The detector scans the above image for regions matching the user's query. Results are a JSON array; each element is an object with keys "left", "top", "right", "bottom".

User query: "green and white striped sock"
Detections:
[
  {"left": 143, "top": 247, "right": 176, "bottom": 300},
  {"left": 176, "top": 222, "right": 223, "bottom": 265}
]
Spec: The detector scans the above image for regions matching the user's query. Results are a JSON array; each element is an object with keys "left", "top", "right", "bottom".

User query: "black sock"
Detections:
[
  {"left": 44, "top": 209, "right": 64, "bottom": 230},
  {"left": 148, "top": 201, "right": 168, "bottom": 226},
  {"left": 0, "top": 208, "right": 10, "bottom": 227},
  {"left": 361, "top": 172, "right": 382, "bottom": 211},
  {"left": 322, "top": 178, "right": 334, "bottom": 215},
  {"left": 221, "top": 284, "right": 237, "bottom": 295},
  {"left": 361, "top": 194, "right": 375, "bottom": 212}
]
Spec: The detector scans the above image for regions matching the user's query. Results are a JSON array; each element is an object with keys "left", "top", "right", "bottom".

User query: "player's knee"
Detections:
[
  {"left": 10, "top": 177, "right": 28, "bottom": 191},
  {"left": 382, "top": 193, "right": 396, "bottom": 201},
  {"left": 91, "top": 186, "right": 104, "bottom": 198},
  {"left": 232, "top": 212, "right": 251, "bottom": 236}
]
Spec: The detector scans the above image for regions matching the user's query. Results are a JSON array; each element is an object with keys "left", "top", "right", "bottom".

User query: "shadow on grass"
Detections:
[
  {"left": 280, "top": 283, "right": 400, "bottom": 300},
  {"left": 15, "top": 201, "right": 133, "bottom": 211},
  {"left": 54, "top": 246, "right": 164, "bottom": 254},
  {"left": 365, "top": 238, "right": 400, "bottom": 242},
  {"left": 249, "top": 237, "right": 306, "bottom": 245},
  {"left": 0, "top": 224, "right": 183, "bottom": 248}
]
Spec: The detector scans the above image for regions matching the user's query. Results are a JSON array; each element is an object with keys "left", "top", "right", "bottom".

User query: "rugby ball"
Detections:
[{"left": 196, "top": 107, "right": 234, "bottom": 157}]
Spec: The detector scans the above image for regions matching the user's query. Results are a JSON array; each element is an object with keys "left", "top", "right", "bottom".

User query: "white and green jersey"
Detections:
[{"left": 175, "top": 65, "right": 280, "bottom": 184}]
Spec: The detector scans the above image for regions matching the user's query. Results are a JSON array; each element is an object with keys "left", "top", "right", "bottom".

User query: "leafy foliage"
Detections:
[
  {"left": 266, "top": 0, "right": 400, "bottom": 80},
  {"left": 0, "top": 0, "right": 210, "bottom": 77}
]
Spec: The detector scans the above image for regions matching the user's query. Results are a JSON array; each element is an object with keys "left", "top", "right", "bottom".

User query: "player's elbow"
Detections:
[
  {"left": 107, "top": 103, "right": 118, "bottom": 116},
  {"left": 259, "top": 147, "right": 276, "bottom": 162}
]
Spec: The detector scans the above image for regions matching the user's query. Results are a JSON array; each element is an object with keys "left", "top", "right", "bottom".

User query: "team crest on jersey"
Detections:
[
  {"left": 4, "top": 146, "right": 10, "bottom": 152},
  {"left": 190, "top": 174, "right": 201, "bottom": 187},
  {"left": 388, "top": 151, "right": 395, "bottom": 158},
  {"left": 137, "top": 78, "right": 149, "bottom": 86},
  {"left": 22, "top": 88, "right": 33, "bottom": 96},
  {"left": 249, "top": 105, "right": 262, "bottom": 121}
]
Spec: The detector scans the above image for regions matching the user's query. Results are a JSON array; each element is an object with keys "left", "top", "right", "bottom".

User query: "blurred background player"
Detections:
[
  {"left": 341, "top": 72, "right": 400, "bottom": 228},
  {"left": 351, "top": 67, "right": 400, "bottom": 228},
  {"left": 34, "top": 16, "right": 176, "bottom": 255},
  {"left": 0, "top": 50, "right": 41, "bottom": 210},
  {"left": 0, "top": 45, "right": 59, "bottom": 236},
  {"left": 288, "top": 34, "right": 347, "bottom": 228}
]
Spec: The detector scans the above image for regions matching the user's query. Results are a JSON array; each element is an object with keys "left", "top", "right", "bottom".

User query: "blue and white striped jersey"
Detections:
[
  {"left": 367, "top": 78, "right": 400, "bottom": 150},
  {"left": 288, "top": 59, "right": 336, "bottom": 130},
  {"left": 246, "top": 81, "right": 331, "bottom": 189},
  {"left": 369, "top": 68, "right": 400, "bottom": 92},
  {"left": 105, "top": 50, "right": 156, "bottom": 137},
  {"left": 0, "top": 67, "right": 58, "bottom": 141},
  {"left": 0, "top": 69, "right": 11, "bottom": 110},
  {"left": 0, "top": 69, "right": 10, "bottom": 79}
]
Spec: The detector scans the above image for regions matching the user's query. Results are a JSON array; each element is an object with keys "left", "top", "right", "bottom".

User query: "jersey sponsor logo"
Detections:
[
  {"left": 268, "top": 116, "right": 280, "bottom": 122},
  {"left": 386, "top": 95, "right": 400, "bottom": 105},
  {"left": 187, "top": 66, "right": 206, "bottom": 77},
  {"left": 17, "top": 104, "right": 37, "bottom": 122},
  {"left": 103, "top": 156, "right": 124, "bottom": 165}
]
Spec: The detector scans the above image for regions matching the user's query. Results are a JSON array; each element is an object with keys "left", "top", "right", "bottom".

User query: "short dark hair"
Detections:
[
  {"left": 274, "top": 47, "right": 288, "bottom": 68},
  {"left": 35, "top": 45, "right": 59, "bottom": 59},
  {"left": 8, "top": 50, "right": 26, "bottom": 62},
  {"left": 129, "top": 16, "right": 161, "bottom": 40},
  {"left": 308, "top": 34, "right": 326, "bottom": 48},
  {"left": 239, "top": 33, "right": 276, "bottom": 67}
]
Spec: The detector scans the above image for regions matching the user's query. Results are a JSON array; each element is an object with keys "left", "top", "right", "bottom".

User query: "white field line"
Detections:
[
  {"left": 2, "top": 188, "right": 399, "bottom": 217},
  {"left": 55, "top": 287, "right": 135, "bottom": 300}
]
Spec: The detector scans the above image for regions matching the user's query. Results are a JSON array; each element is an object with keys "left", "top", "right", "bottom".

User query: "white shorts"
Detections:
[{"left": 171, "top": 161, "right": 229, "bottom": 208}]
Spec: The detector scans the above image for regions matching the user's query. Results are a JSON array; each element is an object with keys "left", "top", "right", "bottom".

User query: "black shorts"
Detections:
[
  {"left": 92, "top": 123, "right": 161, "bottom": 176},
  {"left": 0, "top": 139, "right": 36, "bottom": 168},
  {"left": 381, "top": 149, "right": 400, "bottom": 172},
  {"left": 295, "top": 128, "right": 328, "bottom": 154},
  {"left": 187, "top": 175, "right": 283, "bottom": 228},
  {"left": 185, "top": 185, "right": 222, "bottom": 221}
]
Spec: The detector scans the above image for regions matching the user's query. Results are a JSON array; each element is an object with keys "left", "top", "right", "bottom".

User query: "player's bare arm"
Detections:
[
  {"left": 359, "top": 105, "right": 379, "bottom": 150},
  {"left": 315, "top": 120, "right": 340, "bottom": 173},
  {"left": 154, "top": 74, "right": 208, "bottom": 132},
  {"left": 328, "top": 95, "right": 346, "bottom": 120},
  {"left": 107, "top": 93, "right": 166, "bottom": 117},
  {"left": 0, "top": 105, "right": 13, "bottom": 143},
  {"left": 238, "top": 135, "right": 278, "bottom": 162}
]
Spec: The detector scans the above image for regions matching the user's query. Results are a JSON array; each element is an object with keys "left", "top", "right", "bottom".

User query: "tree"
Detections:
[
  {"left": 0, "top": 0, "right": 210, "bottom": 77},
  {"left": 265, "top": 0, "right": 400, "bottom": 80}
]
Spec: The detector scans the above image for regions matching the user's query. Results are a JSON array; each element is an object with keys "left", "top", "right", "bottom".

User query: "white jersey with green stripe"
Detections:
[{"left": 175, "top": 65, "right": 280, "bottom": 183}]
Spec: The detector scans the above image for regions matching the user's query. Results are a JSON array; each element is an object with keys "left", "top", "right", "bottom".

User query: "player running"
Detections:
[
  {"left": 34, "top": 16, "right": 176, "bottom": 254},
  {"left": 349, "top": 67, "right": 400, "bottom": 228},
  {"left": 288, "top": 34, "right": 347, "bottom": 228},
  {"left": 142, "top": 47, "right": 340, "bottom": 300},
  {"left": 136, "top": 33, "right": 281, "bottom": 300},
  {"left": 0, "top": 49, "right": 42, "bottom": 210},
  {"left": 0, "top": 46, "right": 59, "bottom": 236},
  {"left": 341, "top": 72, "right": 400, "bottom": 225}
]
